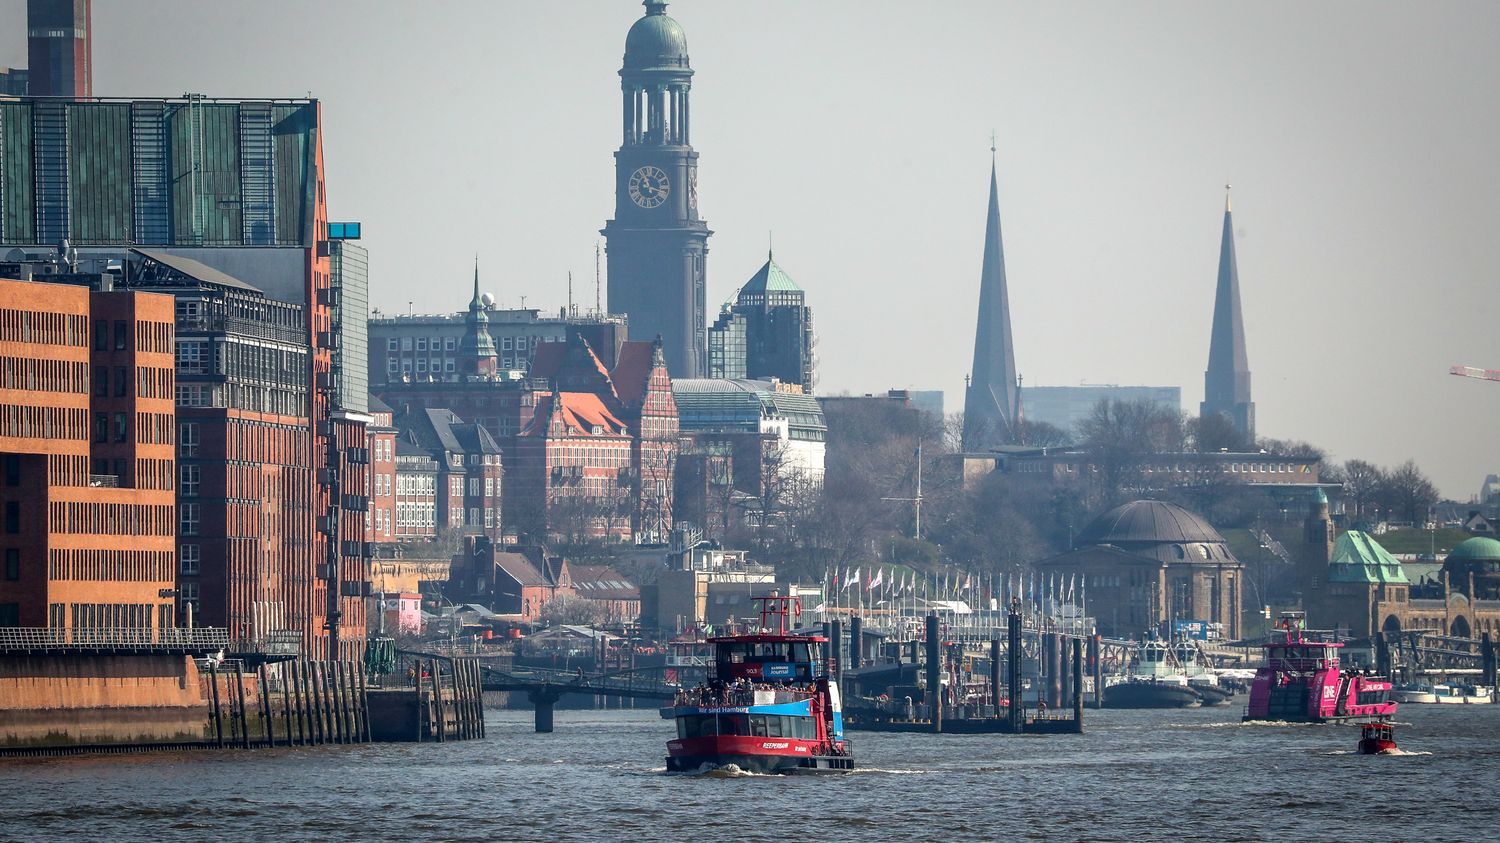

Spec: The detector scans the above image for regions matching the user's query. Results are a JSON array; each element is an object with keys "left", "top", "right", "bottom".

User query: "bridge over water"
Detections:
[{"left": 476, "top": 663, "right": 680, "bottom": 732}]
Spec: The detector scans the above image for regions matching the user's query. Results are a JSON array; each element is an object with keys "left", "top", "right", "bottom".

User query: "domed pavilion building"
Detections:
[{"left": 1034, "top": 500, "right": 1243, "bottom": 639}]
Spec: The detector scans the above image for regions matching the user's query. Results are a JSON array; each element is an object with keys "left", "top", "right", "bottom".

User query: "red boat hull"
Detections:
[
  {"left": 1358, "top": 737, "right": 1397, "bottom": 754},
  {"left": 666, "top": 735, "right": 852, "bottom": 774}
]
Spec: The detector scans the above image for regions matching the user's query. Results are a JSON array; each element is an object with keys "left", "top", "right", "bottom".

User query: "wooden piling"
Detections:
[
  {"left": 233, "top": 662, "right": 251, "bottom": 749},
  {"left": 257, "top": 663, "right": 274, "bottom": 746},
  {"left": 335, "top": 662, "right": 349, "bottom": 744},
  {"left": 429, "top": 659, "right": 446, "bottom": 742},
  {"left": 292, "top": 660, "right": 308, "bottom": 746},
  {"left": 338, "top": 661, "right": 352, "bottom": 744},
  {"left": 309, "top": 661, "right": 326, "bottom": 744},
  {"left": 279, "top": 663, "right": 294, "bottom": 746},
  {"left": 1072, "top": 638, "right": 1085, "bottom": 732},
  {"left": 208, "top": 661, "right": 225, "bottom": 748},
  {"left": 356, "top": 661, "right": 371, "bottom": 742}
]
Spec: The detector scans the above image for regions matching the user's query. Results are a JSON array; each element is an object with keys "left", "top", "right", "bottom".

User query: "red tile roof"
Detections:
[
  {"left": 611, "top": 341, "right": 657, "bottom": 406},
  {"left": 522, "top": 391, "right": 630, "bottom": 437}
]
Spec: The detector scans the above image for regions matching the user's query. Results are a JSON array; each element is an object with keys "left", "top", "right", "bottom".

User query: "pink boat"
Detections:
[{"left": 1243, "top": 613, "right": 1398, "bottom": 723}]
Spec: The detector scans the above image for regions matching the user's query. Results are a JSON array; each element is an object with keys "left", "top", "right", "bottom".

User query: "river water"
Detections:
[{"left": 3, "top": 702, "right": 1496, "bottom": 842}]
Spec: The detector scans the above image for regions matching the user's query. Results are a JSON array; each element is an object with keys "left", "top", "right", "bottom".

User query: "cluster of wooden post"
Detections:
[
  {"left": 416, "top": 656, "right": 486, "bottom": 742},
  {"left": 204, "top": 659, "right": 371, "bottom": 748}
]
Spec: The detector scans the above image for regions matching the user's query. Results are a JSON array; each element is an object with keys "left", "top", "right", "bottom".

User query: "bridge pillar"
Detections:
[
  {"left": 1483, "top": 632, "right": 1496, "bottom": 688},
  {"left": 529, "top": 687, "right": 561, "bottom": 733}
]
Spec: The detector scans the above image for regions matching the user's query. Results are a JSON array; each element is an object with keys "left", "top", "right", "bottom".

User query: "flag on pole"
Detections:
[
  {"left": 868, "top": 568, "right": 884, "bottom": 591},
  {"left": 845, "top": 567, "right": 861, "bottom": 591}
]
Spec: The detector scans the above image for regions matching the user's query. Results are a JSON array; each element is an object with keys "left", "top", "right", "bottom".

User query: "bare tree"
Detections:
[
  {"left": 537, "top": 594, "right": 608, "bottom": 627},
  {"left": 1378, "top": 459, "right": 1439, "bottom": 524},
  {"left": 1341, "top": 459, "right": 1385, "bottom": 522},
  {"left": 1189, "top": 412, "right": 1248, "bottom": 452},
  {"left": 1076, "top": 398, "right": 1186, "bottom": 503}
]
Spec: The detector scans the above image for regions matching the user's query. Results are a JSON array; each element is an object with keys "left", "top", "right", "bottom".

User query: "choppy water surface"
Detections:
[{"left": 3, "top": 703, "right": 1497, "bottom": 841}]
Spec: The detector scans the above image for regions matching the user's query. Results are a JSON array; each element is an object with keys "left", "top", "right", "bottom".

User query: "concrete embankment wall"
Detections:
[{"left": 0, "top": 654, "right": 210, "bottom": 747}]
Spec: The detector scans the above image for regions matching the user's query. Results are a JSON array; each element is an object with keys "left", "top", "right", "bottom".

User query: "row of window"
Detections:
[
  {"left": 387, "top": 335, "right": 542, "bottom": 353},
  {"left": 2, "top": 356, "right": 88, "bottom": 394},
  {"left": 0, "top": 404, "right": 89, "bottom": 442},
  {"left": 676, "top": 713, "right": 818, "bottom": 740},
  {"left": 45, "top": 548, "right": 174, "bottom": 583},
  {"left": 179, "top": 419, "right": 310, "bottom": 464},
  {"left": 134, "top": 321, "right": 174, "bottom": 355},
  {"left": 60, "top": 602, "right": 168, "bottom": 630},
  {"left": 90, "top": 411, "right": 171, "bottom": 444},
  {"left": 0, "top": 308, "right": 87, "bottom": 348},
  {"left": 48, "top": 501, "right": 175, "bottom": 537}
]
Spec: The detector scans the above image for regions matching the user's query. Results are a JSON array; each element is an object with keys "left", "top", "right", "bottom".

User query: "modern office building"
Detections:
[
  {"left": 1022, "top": 385, "right": 1181, "bottom": 434},
  {"left": 731, "top": 253, "right": 813, "bottom": 393},
  {"left": 706, "top": 306, "right": 746, "bottom": 380},
  {"left": 0, "top": 275, "right": 175, "bottom": 632},
  {"left": 0, "top": 96, "right": 369, "bottom": 658}
]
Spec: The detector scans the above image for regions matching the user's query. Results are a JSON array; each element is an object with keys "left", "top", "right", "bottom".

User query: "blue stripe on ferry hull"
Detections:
[{"left": 669, "top": 700, "right": 813, "bottom": 717}]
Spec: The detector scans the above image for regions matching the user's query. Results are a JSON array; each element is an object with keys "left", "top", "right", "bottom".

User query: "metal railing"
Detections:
[
  {"left": 0, "top": 627, "right": 230, "bottom": 652},
  {"left": 86, "top": 474, "right": 120, "bottom": 488}
]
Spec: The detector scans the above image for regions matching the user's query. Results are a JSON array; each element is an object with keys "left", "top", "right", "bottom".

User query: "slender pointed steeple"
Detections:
[
  {"left": 1200, "top": 186, "right": 1254, "bottom": 440},
  {"left": 961, "top": 146, "right": 1019, "bottom": 451},
  {"left": 459, "top": 255, "right": 497, "bottom": 378}
]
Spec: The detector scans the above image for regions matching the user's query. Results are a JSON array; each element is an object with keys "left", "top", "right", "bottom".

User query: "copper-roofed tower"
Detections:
[
  {"left": 961, "top": 150, "right": 1020, "bottom": 451},
  {"left": 459, "top": 258, "right": 498, "bottom": 378},
  {"left": 603, "top": 0, "right": 712, "bottom": 379},
  {"left": 1199, "top": 189, "right": 1255, "bottom": 441},
  {"left": 733, "top": 250, "right": 814, "bottom": 392}
]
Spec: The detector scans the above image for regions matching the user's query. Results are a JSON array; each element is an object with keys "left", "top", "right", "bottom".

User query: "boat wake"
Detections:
[
  {"left": 1321, "top": 748, "right": 1433, "bottom": 756},
  {"left": 1175, "top": 720, "right": 1323, "bottom": 728},
  {"left": 686, "top": 763, "right": 768, "bottom": 778}
]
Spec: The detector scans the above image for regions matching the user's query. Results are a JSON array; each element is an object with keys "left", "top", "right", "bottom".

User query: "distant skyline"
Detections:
[{"left": 3, "top": 0, "right": 1496, "bottom": 499}]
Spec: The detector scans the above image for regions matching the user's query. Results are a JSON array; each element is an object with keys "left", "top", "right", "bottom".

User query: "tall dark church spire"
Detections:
[
  {"left": 1200, "top": 188, "right": 1254, "bottom": 440},
  {"left": 602, "top": 0, "right": 712, "bottom": 378},
  {"left": 961, "top": 150, "right": 1019, "bottom": 451}
]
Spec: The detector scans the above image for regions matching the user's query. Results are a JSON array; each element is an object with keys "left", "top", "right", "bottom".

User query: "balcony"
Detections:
[
  {"left": 87, "top": 474, "right": 120, "bottom": 488},
  {"left": 0, "top": 627, "right": 230, "bottom": 655}
]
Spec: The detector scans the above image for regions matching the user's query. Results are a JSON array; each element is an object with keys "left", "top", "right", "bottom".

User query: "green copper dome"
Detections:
[
  {"left": 737, "top": 254, "right": 802, "bottom": 300},
  {"left": 1328, "top": 531, "right": 1409, "bottom": 584},
  {"left": 1447, "top": 536, "right": 1500, "bottom": 562},
  {"left": 625, "top": 2, "right": 690, "bottom": 71}
]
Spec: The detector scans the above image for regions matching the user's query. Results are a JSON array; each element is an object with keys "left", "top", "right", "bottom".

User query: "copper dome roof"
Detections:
[{"left": 1078, "top": 500, "right": 1226, "bottom": 546}]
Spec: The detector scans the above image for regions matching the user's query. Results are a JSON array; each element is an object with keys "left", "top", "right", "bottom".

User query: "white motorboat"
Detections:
[{"left": 1430, "top": 683, "right": 1493, "bottom": 704}]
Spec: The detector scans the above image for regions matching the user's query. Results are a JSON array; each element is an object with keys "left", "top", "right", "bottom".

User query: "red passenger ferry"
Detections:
[
  {"left": 663, "top": 596, "right": 853, "bottom": 774},
  {"left": 1243, "top": 613, "right": 1398, "bottom": 723}
]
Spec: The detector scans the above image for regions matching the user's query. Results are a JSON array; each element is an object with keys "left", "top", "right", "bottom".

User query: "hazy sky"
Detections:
[{"left": 4, "top": 1, "right": 1497, "bottom": 499}]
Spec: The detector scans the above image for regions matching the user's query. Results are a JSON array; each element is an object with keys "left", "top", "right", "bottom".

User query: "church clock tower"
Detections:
[{"left": 603, "top": 0, "right": 712, "bottom": 378}]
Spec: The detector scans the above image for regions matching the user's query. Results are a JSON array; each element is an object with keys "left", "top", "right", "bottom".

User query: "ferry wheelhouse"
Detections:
[
  {"left": 664, "top": 596, "right": 853, "bottom": 774},
  {"left": 1243, "top": 613, "right": 1397, "bottom": 723}
]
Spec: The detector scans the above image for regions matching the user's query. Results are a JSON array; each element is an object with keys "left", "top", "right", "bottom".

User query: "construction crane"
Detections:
[{"left": 1451, "top": 365, "right": 1500, "bottom": 382}]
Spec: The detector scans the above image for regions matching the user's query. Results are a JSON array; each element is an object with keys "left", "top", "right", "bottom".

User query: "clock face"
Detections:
[{"left": 629, "top": 165, "right": 671, "bottom": 208}]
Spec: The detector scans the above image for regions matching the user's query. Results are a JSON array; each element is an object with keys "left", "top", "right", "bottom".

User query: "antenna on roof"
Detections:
[
  {"left": 768, "top": 230, "right": 774, "bottom": 261},
  {"left": 568, "top": 270, "right": 574, "bottom": 320}
]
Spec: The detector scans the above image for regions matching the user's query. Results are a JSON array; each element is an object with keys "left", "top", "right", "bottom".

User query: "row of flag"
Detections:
[{"left": 822, "top": 566, "right": 1087, "bottom": 608}]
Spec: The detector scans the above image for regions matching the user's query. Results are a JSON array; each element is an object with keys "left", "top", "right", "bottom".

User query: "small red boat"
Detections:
[
  {"left": 662, "top": 595, "right": 853, "bottom": 774},
  {"left": 1358, "top": 721, "right": 1397, "bottom": 754}
]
